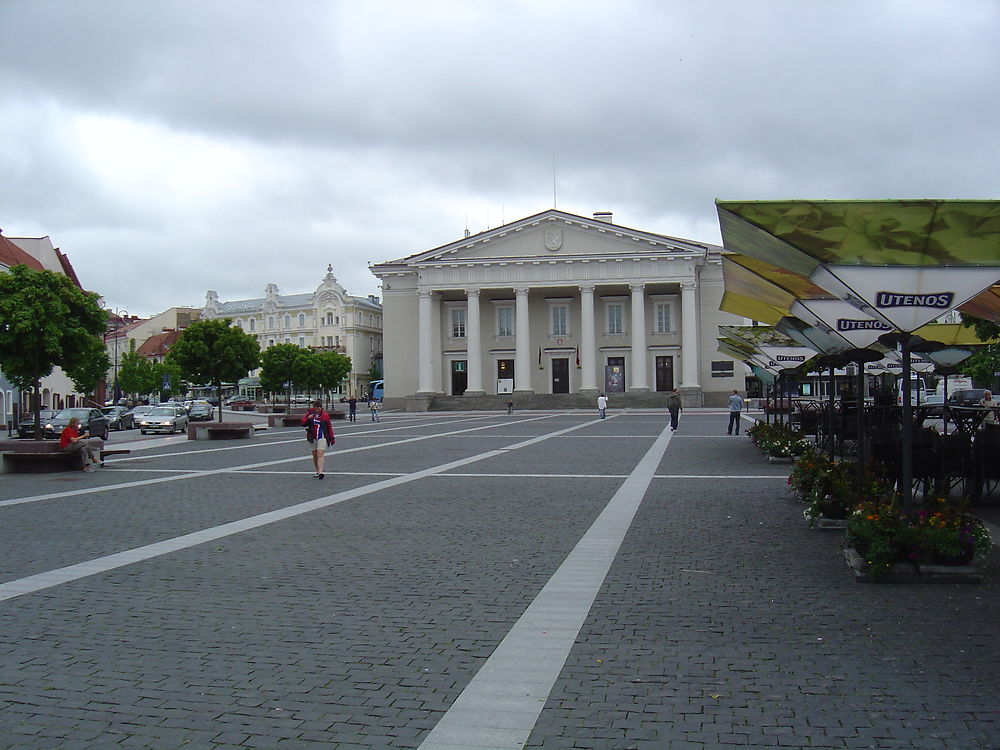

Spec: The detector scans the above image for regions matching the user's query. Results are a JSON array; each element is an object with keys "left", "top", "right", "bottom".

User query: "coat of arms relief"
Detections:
[{"left": 544, "top": 228, "right": 563, "bottom": 251}]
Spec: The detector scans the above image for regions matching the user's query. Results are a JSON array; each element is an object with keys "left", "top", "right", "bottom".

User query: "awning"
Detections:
[{"left": 717, "top": 199, "right": 1000, "bottom": 333}]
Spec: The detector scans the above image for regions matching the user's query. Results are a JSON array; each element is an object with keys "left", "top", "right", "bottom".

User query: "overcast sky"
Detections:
[{"left": 2, "top": 0, "right": 998, "bottom": 317}]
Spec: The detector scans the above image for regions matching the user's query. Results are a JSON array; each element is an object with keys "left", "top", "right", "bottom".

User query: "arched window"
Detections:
[
  {"left": 298, "top": 313, "right": 305, "bottom": 328},
  {"left": 235, "top": 319, "right": 243, "bottom": 330},
  {"left": 283, "top": 314, "right": 291, "bottom": 329},
  {"left": 249, "top": 318, "right": 256, "bottom": 332},
  {"left": 268, "top": 316, "right": 274, "bottom": 329}
]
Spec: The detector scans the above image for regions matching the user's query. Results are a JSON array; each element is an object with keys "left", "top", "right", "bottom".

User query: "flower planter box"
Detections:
[{"left": 844, "top": 547, "right": 982, "bottom": 584}]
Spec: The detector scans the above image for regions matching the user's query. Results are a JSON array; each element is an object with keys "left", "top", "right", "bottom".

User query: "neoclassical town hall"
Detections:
[{"left": 371, "top": 209, "right": 743, "bottom": 408}]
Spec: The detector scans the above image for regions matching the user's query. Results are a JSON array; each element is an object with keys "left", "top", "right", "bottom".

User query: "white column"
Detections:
[
  {"left": 417, "top": 290, "right": 435, "bottom": 394},
  {"left": 431, "top": 295, "right": 443, "bottom": 393},
  {"left": 579, "top": 284, "right": 597, "bottom": 392},
  {"left": 629, "top": 283, "right": 649, "bottom": 391},
  {"left": 465, "top": 289, "right": 483, "bottom": 394},
  {"left": 514, "top": 287, "right": 533, "bottom": 393},
  {"left": 681, "top": 282, "right": 700, "bottom": 387}
]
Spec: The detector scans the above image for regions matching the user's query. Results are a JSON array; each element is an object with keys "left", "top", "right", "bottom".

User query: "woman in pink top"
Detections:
[{"left": 302, "top": 400, "right": 335, "bottom": 479}]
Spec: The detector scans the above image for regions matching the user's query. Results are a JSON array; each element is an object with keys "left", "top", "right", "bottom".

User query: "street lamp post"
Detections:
[{"left": 112, "top": 308, "right": 128, "bottom": 405}]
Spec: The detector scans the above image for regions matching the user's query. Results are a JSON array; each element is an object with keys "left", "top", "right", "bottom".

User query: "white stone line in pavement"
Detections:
[
  {"left": 0, "top": 416, "right": 603, "bottom": 602},
  {"left": 0, "top": 414, "right": 563, "bottom": 509},
  {"left": 109, "top": 414, "right": 497, "bottom": 463},
  {"left": 417, "top": 422, "right": 674, "bottom": 750}
]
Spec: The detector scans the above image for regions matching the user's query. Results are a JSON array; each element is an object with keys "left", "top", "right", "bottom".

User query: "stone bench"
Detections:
[
  {"left": 0, "top": 438, "right": 107, "bottom": 474},
  {"left": 186, "top": 422, "right": 255, "bottom": 440}
]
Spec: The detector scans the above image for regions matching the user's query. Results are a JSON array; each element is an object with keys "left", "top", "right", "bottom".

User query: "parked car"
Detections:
[
  {"left": 188, "top": 403, "right": 213, "bottom": 421},
  {"left": 16, "top": 409, "right": 58, "bottom": 439},
  {"left": 129, "top": 405, "right": 157, "bottom": 421},
  {"left": 102, "top": 406, "right": 136, "bottom": 431},
  {"left": 44, "top": 407, "right": 111, "bottom": 440},
  {"left": 137, "top": 405, "right": 190, "bottom": 434},
  {"left": 224, "top": 395, "right": 253, "bottom": 406},
  {"left": 947, "top": 389, "right": 988, "bottom": 408}
]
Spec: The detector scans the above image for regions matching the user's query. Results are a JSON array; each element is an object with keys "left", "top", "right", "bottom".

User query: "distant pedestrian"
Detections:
[
  {"left": 348, "top": 396, "right": 357, "bottom": 422},
  {"left": 60, "top": 417, "right": 97, "bottom": 471},
  {"left": 979, "top": 390, "right": 997, "bottom": 427},
  {"left": 727, "top": 390, "right": 744, "bottom": 435},
  {"left": 507, "top": 399, "right": 514, "bottom": 415},
  {"left": 597, "top": 393, "right": 608, "bottom": 419},
  {"left": 302, "top": 400, "right": 334, "bottom": 479},
  {"left": 666, "top": 388, "right": 682, "bottom": 431},
  {"left": 369, "top": 398, "right": 381, "bottom": 422}
]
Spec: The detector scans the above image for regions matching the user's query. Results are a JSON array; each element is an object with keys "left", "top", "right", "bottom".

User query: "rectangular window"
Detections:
[
  {"left": 607, "top": 304, "right": 624, "bottom": 335},
  {"left": 299, "top": 337, "right": 305, "bottom": 347},
  {"left": 551, "top": 305, "right": 568, "bottom": 336},
  {"left": 451, "top": 308, "right": 466, "bottom": 338},
  {"left": 655, "top": 303, "right": 672, "bottom": 333},
  {"left": 711, "top": 360, "right": 735, "bottom": 378},
  {"left": 497, "top": 307, "right": 514, "bottom": 337}
]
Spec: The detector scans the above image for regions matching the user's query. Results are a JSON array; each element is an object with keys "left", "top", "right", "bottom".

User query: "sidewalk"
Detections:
[{"left": 0, "top": 411, "right": 996, "bottom": 749}]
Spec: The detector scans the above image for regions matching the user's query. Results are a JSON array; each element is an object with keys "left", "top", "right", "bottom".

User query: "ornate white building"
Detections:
[
  {"left": 200, "top": 267, "right": 383, "bottom": 397},
  {"left": 370, "top": 209, "right": 743, "bottom": 408}
]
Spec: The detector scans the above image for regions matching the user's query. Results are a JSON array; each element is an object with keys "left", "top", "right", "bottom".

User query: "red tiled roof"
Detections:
[
  {"left": 136, "top": 330, "right": 182, "bottom": 358},
  {"left": 0, "top": 231, "right": 44, "bottom": 271}
]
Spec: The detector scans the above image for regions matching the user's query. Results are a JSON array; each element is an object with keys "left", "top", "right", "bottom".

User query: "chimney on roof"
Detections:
[
  {"left": 593, "top": 211, "right": 613, "bottom": 224},
  {"left": 369, "top": 294, "right": 380, "bottom": 304}
]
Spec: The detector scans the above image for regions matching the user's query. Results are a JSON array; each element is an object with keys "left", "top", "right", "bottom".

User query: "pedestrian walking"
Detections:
[
  {"left": 347, "top": 396, "right": 357, "bottom": 422},
  {"left": 302, "top": 400, "right": 334, "bottom": 479},
  {"left": 369, "top": 398, "right": 381, "bottom": 422},
  {"left": 665, "top": 388, "right": 682, "bottom": 431},
  {"left": 507, "top": 399, "right": 514, "bottom": 415},
  {"left": 60, "top": 417, "right": 97, "bottom": 471},
  {"left": 597, "top": 392, "right": 608, "bottom": 419},
  {"left": 727, "top": 390, "right": 744, "bottom": 435}
]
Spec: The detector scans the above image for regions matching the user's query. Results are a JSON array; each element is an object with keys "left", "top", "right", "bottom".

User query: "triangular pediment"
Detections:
[{"left": 382, "top": 210, "right": 711, "bottom": 268}]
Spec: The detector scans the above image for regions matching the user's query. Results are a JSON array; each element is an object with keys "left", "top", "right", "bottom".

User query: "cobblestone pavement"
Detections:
[{"left": 0, "top": 410, "right": 998, "bottom": 749}]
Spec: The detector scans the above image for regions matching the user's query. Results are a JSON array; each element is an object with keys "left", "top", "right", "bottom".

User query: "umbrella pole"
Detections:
[
  {"left": 827, "top": 366, "right": 836, "bottom": 460},
  {"left": 857, "top": 366, "right": 866, "bottom": 483},
  {"left": 943, "top": 377, "right": 950, "bottom": 435},
  {"left": 901, "top": 339, "right": 914, "bottom": 517}
]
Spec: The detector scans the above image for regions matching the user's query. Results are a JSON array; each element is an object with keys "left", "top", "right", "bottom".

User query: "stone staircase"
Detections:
[{"left": 424, "top": 391, "right": 677, "bottom": 411}]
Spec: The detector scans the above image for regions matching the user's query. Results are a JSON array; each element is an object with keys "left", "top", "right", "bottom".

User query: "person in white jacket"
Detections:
[{"left": 597, "top": 393, "right": 608, "bottom": 419}]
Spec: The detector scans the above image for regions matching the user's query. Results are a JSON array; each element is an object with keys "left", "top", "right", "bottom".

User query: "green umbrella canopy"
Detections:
[{"left": 717, "top": 199, "right": 1000, "bottom": 333}]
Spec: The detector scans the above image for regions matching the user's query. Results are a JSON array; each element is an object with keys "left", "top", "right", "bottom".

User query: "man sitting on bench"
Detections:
[{"left": 60, "top": 417, "right": 97, "bottom": 472}]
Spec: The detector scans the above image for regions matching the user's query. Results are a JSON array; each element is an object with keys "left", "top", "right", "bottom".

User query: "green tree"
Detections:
[
  {"left": 0, "top": 265, "right": 109, "bottom": 439},
  {"left": 315, "top": 350, "right": 352, "bottom": 405},
  {"left": 166, "top": 318, "right": 260, "bottom": 421},
  {"left": 259, "top": 343, "right": 304, "bottom": 408},
  {"left": 152, "top": 360, "right": 186, "bottom": 401},
  {"left": 118, "top": 340, "right": 156, "bottom": 398},
  {"left": 959, "top": 313, "right": 1000, "bottom": 388}
]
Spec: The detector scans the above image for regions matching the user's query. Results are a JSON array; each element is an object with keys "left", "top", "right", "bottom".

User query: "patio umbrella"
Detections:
[{"left": 717, "top": 199, "right": 1000, "bottom": 515}]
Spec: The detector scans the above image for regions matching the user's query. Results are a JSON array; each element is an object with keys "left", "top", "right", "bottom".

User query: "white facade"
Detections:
[
  {"left": 370, "top": 209, "right": 744, "bottom": 407},
  {"left": 200, "top": 266, "right": 383, "bottom": 397}
]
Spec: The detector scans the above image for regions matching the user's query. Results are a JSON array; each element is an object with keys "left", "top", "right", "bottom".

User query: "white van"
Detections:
[{"left": 897, "top": 376, "right": 927, "bottom": 405}]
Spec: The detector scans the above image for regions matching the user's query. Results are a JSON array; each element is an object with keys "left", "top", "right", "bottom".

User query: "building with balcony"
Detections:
[{"left": 200, "top": 266, "right": 383, "bottom": 398}]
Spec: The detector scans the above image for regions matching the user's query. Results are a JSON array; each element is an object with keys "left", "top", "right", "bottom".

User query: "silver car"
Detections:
[{"left": 137, "top": 405, "right": 190, "bottom": 434}]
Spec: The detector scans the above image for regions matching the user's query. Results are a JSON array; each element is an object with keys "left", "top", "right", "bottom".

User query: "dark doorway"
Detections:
[
  {"left": 451, "top": 360, "right": 467, "bottom": 396},
  {"left": 552, "top": 358, "right": 569, "bottom": 393},
  {"left": 497, "top": 359, "right": 514, "bottom": 392},
  {"left": 605, "top": 356, "right": 625, "bottom": 393},
  {"left": 655, "top": 356, "right": 674, "bottom": 392}
]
